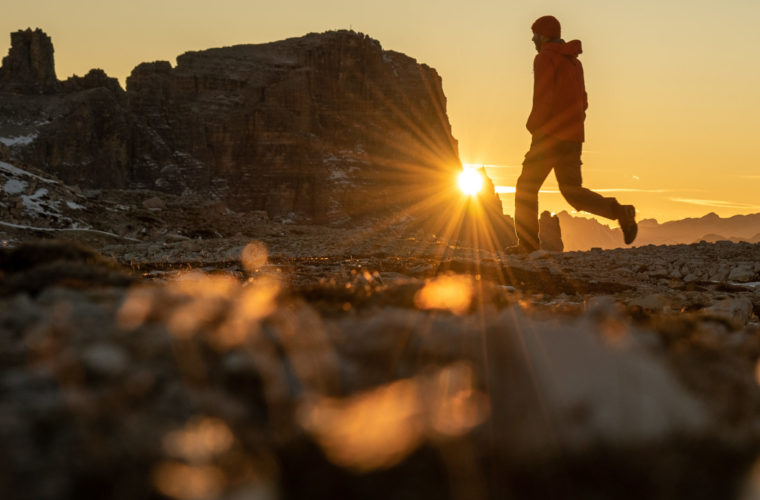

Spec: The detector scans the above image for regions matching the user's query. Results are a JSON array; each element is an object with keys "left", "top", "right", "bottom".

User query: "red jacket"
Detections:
[{"left": 526, "top": 40, "right": 588, "bottom": 143}]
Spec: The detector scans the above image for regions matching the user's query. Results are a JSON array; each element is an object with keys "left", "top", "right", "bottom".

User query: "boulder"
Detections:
[{"left": 728, "top": 264, "right": 756, "bottom": 283}]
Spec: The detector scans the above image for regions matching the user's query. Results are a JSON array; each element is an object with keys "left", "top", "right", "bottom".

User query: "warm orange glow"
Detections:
[
  {"left": 211, "top": 277, "right": 280, "bottom": 349},
  {"left": 162, "top": 416, "right": 235, "bottom": 463},
  {"left": 299, "top": 378, "right": 425, "bottom": 472},
  {"left": 414, "top": 274, "right": 473, "bottom": 315},
  {"left": 152, "top": 462, "right": 225, "bottom": 500},
  {"left": 457, "top": 168, "right": 483, "bottom": 196},
  {"left": 240, "top": 241, "right": 268, "bottom": 272},
  {"left": 165, "top": 272, "right": 239, "bottom": 339},
  {"left": 429, "top": 363, "right": 489, "bottom": 437},
  {"left": 117, "top": 286, "right": 154, "bottom": 330},
  {"left": 299, "top": 363, "right": 489, "bottom": 471}
]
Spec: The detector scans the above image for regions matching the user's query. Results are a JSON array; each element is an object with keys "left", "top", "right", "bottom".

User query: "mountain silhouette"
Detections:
[{"left": 558, "top": 211, "right": 760, "bottom": 251}]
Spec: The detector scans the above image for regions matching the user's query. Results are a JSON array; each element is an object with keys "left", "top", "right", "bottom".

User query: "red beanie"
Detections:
[{"left": 532, "top": 15, "right": 561, "bottom": 39}]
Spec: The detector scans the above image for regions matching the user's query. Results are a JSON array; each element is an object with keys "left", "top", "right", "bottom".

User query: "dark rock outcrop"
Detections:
[
  {"left": 0, "top": 29, "right": 135, "bottom": 190},
  {"left": 539, "top": 210, "right": 563, "bottom": 252},
  {"left": 1, "top": 29, "right": 514, "bottom": 244},
  {"left": 0, "top": 28, "right": 58, "bottom": 94},
  {"left": 61, "top": 68, "right": 123, "bottom": 94}
]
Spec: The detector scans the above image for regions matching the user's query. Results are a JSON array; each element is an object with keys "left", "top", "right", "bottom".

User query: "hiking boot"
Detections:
[
  {"left": 504, "top": 244, "right": 537, "bottom": 255},
  {"left": 618, "top": 205, "right": 638, "bottom": 245}
]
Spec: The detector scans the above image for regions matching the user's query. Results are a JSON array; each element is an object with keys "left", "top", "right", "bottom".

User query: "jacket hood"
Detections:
[{"left": 542, "top": 39, "right": 582, "bottom": 58}]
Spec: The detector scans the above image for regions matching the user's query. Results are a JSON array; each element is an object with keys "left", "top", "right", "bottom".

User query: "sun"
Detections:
[{"left": 458, "top": 168, "right": 483, "bottom": 196}]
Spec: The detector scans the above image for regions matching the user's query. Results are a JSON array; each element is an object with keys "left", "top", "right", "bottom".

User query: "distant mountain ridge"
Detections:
[{"left": 558, "top": 211, "right": 760, "bottom": 251}]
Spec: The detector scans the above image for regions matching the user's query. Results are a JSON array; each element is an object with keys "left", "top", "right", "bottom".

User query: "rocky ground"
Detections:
[
  {"left": 4, "top": 189, "right": 760, "bottom": 499},
  {"left": 4, "top": 141, "right": 760, "bottom": 500}
]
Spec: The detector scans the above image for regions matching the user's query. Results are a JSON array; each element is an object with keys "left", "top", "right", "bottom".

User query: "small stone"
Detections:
[
  {"left": 701, "top": 298, "right": 754, "bottom": 330},
  {"left": 165, "top": 232, "right": 190, "bottom": 243},
  {"left": 710, "top": 268, "right": 730, "bottom": 282},
  {"left": 142, "top": 196, "right": 166, "bottom": 210},
  {"left": 728, "top": 265, "right": 755, "bottom": 283},
  {"left": 81, "top": 343, "right": 129, "bottom": 377}
]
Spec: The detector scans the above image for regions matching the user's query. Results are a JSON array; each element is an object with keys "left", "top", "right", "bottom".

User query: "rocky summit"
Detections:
[
  {"left": 0, "top": 28, "right": 58, "bottom": 94},
  {"left": 3, "top": 27, "right": 760, "bottom": 500}
]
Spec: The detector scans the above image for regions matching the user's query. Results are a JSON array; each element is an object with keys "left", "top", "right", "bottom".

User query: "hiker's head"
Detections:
[{"left": 531, "top": 15, "right": 560, "bottom": 51}]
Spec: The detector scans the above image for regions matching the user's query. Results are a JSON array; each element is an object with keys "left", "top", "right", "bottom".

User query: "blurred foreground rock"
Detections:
[{"left": 2, "top": 239, "right": 760, "bottom": 500}]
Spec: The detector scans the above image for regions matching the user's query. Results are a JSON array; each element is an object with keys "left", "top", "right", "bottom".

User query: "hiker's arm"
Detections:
[{"left": 526, "top": 53, "right": 554, "bottom": 135}]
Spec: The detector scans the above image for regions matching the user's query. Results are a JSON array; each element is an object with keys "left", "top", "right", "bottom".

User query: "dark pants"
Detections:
[{"left": 514, "top": 136, "right": 621, "bottom": 250}]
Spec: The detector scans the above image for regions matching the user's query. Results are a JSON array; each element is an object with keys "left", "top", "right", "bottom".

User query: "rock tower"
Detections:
[{"left": 0, "top": 28, "right": 58, "bottom": 94}]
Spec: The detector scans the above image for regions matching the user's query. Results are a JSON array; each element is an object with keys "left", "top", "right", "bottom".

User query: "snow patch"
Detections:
[
  {"left": 21, "top": 188, "right": 54, "bottom": 216},
  {"left": 66, "top": 200, "right": 85, "bottom": 210},
  {"left": 737, "top": 281, "right": 760, "bottom": 289},
  {"left": 0, "top": 161, "right": 58, "bottom": 184},
  {"left": 0, "top": 132, "right": 38, "bottom": 147},
  {"left": 3, "top": 179, "right": 27, "bottom": 195}
]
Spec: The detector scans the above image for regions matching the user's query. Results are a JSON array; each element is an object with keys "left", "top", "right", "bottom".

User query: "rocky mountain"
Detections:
[
  {"left": 0, "top": 28, "right": 519, "bottom": 249},
  {"left": 559, "top": 210, "right": 760, "bottom": 251}
]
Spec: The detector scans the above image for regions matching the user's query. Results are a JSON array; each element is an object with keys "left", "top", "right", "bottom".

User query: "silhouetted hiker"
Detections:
[{"left": 506, "top": 15, "right": 637, "bottom": 254}]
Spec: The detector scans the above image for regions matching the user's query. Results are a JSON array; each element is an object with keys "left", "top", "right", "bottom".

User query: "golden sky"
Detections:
[{"left": 3, "top": 0, "right": 760, "bottom": 223}]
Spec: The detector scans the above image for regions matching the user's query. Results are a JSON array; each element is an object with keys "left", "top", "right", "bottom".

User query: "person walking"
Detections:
[{"left": 507, "top": 15, "right": 637, "bottom": 254}]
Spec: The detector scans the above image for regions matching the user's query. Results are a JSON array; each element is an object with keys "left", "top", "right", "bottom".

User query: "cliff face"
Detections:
[
  {"left": 0, "top": 28, "right": 515, "bottom": 245},
  {"left": 124, "top": 31, "right": 461, "bottom": 222}
]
